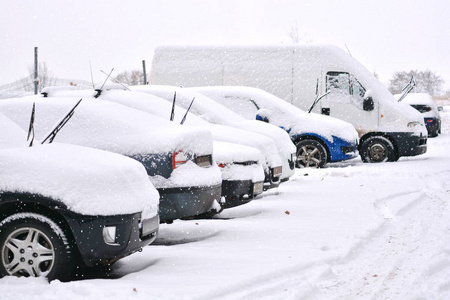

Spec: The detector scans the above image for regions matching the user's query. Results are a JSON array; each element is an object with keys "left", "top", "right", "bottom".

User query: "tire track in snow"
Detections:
[
  {"left": 305, "top": 186, "right": 450, "bottom": 299},
  {"left": 196, "top": 186, "right": 449, "bottom": 300}
]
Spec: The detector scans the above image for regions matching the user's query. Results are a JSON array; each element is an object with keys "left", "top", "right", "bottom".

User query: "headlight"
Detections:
[{"left": 407, "top": 121, "right": 420, "bottom": 127}]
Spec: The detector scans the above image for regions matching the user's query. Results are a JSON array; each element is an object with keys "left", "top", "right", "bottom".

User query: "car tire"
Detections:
[
  {"left": 295, "top": 139, "right": 328, "bottom": 168},
  {"left": 0, "top": 213, "right": 75, "bottom": 282},
  {"left": 360, "top": 136, "right": 396, "bottom": 163}
]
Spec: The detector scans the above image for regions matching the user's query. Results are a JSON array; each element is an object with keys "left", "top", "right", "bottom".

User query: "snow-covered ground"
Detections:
[{"left": 1, "top": 103, "right": 449, "bottom": 300}]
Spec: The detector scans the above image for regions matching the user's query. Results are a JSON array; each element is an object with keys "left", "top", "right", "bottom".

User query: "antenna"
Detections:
[
  {"left": 170, "top": 91, "right": 176, "bottom": 121},
  {"left": 27, "top": 102, "right": 36, "bottom": 147},
  {"left": 95, "top": 68, "right": 114, "bottom": 98},
  {"left": 180, "top": 97, "right": 195, "bottom": 125},
  {"left": 89, "top": 60, "right": 95, "bottom": 89},
  {"left": 41, "top": 99, "right": 83, "bottom": 144},
  {"left": 101, "top": 70, "right": 131, "bottom": 91}
]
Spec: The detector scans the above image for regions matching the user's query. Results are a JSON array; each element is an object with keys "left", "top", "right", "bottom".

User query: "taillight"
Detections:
[
  {"left": 218, "top": 163, "right": 226, "bottom": 168},
  {"left": 172, "top": 150, "right": 188, "bottom": 169}
]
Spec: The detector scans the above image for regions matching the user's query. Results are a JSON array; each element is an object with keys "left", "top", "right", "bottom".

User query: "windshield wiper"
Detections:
[
  {"left": 180, "top": 97, "right": 195, "bottom": 125},
  {"left": 308, "top": 79, "right": 330, "bottom": 113},
  {"left": 27, "top": 103, "right": 36, "bottom": 147},
  {"left": 397, "top": 75, "right": 416, "bottom": 102},
  {"left": 41, "top": 99, "right": 83, "bottom": 144}
]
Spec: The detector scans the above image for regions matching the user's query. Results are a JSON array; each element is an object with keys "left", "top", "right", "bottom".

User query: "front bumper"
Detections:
[
  {"left": 388, "top": 132, "right": 427, "bottom": 157},
  {"left": 327, "top": 136, "right": 358, "bottom": 162},
  {"left": 221, "top": 180, "right": 264, "bottom": 209},
  {"left": 158, "top": 183, "right": 222, "bottom": 223},
  {"left": 63, "top": 212, "right": 159, "bottom": 267}
]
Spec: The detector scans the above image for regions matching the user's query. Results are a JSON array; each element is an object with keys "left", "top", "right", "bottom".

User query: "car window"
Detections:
[
  {"left": 213, "top": 95, "right": 259, "bottom": 120},
  {"left": 410, "top": 104, "right": 432, "bottom": 113}
]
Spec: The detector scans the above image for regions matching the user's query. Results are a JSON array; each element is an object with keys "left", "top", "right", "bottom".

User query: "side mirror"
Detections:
[
  {"left": 256, "top": 109, "right": 271, "bottom": 123},
  {"left": 437, "top": 106, "right": 443, "bottom": 112},
  {"left": 363, "top": 97, "right": 374, "bottom": 111}
]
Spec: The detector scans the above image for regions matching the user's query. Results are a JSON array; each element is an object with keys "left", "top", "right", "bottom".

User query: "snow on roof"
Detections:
[
  {"left": 0, "top": 119, "right": 159, "bottom": 217},
  {"left": 399, "top": 93, "right": 435, "bottom": 106}
]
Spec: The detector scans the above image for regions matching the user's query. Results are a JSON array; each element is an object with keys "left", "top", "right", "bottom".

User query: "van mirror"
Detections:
[
  {"left": 437, "top": 106, "right": 443, "bottom": 112},
  {"left": 363, "top": 97, "right": 374, "bottom": 111},
  {"left": 256, "top": 109, "right": 271, "bottom": 123}
]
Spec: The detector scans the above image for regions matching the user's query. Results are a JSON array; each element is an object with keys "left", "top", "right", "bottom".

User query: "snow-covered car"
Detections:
[
  {"left": 0, "top": 96, "right": 222, "bottom": 224},
  {"left": 93, "top": 87, "right": 282, "bottom": 191},
  {"left": 188, "top": 86, "right": 359, "bottom": 168},
  {"left": 0, "top": 113, "right": 160, "bottom": 281},
  {"left": 213, "top": 141, "right": 265, "bottom": 208},
  {"left": 41, "top": 87, "right": 266, "bottom": 209},
  {"left": 131, "top": 85, "right": 297, "bottom": 179},
  {"left": 396, "top": 93, "right": 442, "bottom": 137}
]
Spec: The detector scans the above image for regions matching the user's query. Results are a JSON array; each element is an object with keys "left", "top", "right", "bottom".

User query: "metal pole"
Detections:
[
  {"left": 142, "top": 60, "right": 147, "bottom": 85},
  {"left": 34, "top": 47, "right": 38, "bottom": 94}
]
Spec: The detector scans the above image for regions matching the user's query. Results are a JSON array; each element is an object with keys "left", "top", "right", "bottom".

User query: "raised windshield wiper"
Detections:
[
  {"left": 41, "top": 99, "right": 83, "bottom": 144},
  {"left": 27, "top": 103, "right": 36, "bottom": 147},
  {"left": 397, "top": 75, "right": 416, "bottom": 102},
  {"left": 308, "top": 79, "right": 330, "bottom": 113},
  {"left": 180, "top": 97, "right": 195, "bottom": 125}
]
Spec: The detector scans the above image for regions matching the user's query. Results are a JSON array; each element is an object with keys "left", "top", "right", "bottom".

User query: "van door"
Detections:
[{"left": 321, "top": 71, "right": 378, "bottom": 136}]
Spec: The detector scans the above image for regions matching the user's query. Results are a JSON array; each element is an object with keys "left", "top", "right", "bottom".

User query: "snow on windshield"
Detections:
[{"left": 0, "top": 97, "right": 213, "bottom": 157}]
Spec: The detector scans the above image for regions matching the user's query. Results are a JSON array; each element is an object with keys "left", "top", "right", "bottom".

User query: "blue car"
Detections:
[{"left": 192, "top": 86, "right": 359, "bottom": 168}]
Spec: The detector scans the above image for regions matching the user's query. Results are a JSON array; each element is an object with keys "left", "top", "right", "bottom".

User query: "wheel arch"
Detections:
[
  {"left": 0, "top": 193, "right": 80, "bottom": 259},
  {"left": 291, "top": 134, "right": 331, "bottom": 163},
  {"left": 359, "top": 132, "right": 399, "bottom": 156}
]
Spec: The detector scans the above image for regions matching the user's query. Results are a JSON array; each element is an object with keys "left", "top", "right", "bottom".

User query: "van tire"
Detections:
[
  {"left": 0, "top": 213, "right": 75, "bottom": 282},
  {"left": 295, "top": 139, "right": 327, "bottom": 168},
  {"left": 360, "top": 136, "right": 396, "bottom": 163}
]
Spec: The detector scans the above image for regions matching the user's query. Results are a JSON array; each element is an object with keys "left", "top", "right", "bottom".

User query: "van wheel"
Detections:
[
  {"left": 295, "top": 139, "right": 327, "bottom": 168},
  {"left": 360, "top": 136, "right": 396, "bottom": 163},
  {"left": 0, "top": 213, "right": 75, "bottom": 282}
]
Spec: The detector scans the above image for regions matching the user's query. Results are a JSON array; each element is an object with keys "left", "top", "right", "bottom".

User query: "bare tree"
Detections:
[
  {"left": 288, "top": 23, "right": 313, "bottom": 44},
  {"left": 388, "top": 70, "right": 444, "bottom": 96},
  {"left": 115, "top": 70, "right": 144, "bottom": 85}
]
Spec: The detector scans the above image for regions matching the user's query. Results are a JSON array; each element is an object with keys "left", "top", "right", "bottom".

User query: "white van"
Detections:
[{"left": 150, "top": 44, "right": 428, "bottom": 163}]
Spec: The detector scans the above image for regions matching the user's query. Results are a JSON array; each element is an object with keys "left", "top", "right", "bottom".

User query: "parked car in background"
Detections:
[
  {"left": 149, "top": 44, "right": 428, "bottom": 164},
  {"left": 395, "top": 93, "right": 442, "bottom": 137},
  {"left": 94, "top": 86, "right": 283, "bottom": 190},
  {"left": 40, "top": 87, "right": 267, "bottom": 209},
  {"left": 213, "top": 141, "right": 265, "bottom": 208},
  {"left": 127, "top": 85, "right": 296, "bottom": 179},
  {"left": 0, "top": 113, "right": 159, "bottom": 281},
  {"left": 189, "top": 86, "right": 359, "bottom": 168},
  {"left": 0, "top": 96, "right": 222, "bottom": 223}
]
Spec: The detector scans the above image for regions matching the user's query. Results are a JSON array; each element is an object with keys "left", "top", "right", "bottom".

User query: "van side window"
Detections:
[
  {"left": 326, "top": 72, "right": 350, "bottom": 95},
  {"left": 326, "top": 71, "right": 366, "bottom": 109}
]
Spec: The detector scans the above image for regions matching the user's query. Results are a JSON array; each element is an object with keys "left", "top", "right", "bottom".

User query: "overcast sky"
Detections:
[{"left": 1, "top": 0, "right": 449, "bottom": 91}]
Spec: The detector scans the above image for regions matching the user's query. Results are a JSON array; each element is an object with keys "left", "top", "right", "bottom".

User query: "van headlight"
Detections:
[{"left": 407, "top": 121, "right": 420, "bottom": 127}]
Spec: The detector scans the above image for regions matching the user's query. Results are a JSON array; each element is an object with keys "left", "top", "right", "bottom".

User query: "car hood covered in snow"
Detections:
[{"left": 0, "top": 114, "right": 159, "bottom": 218}]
